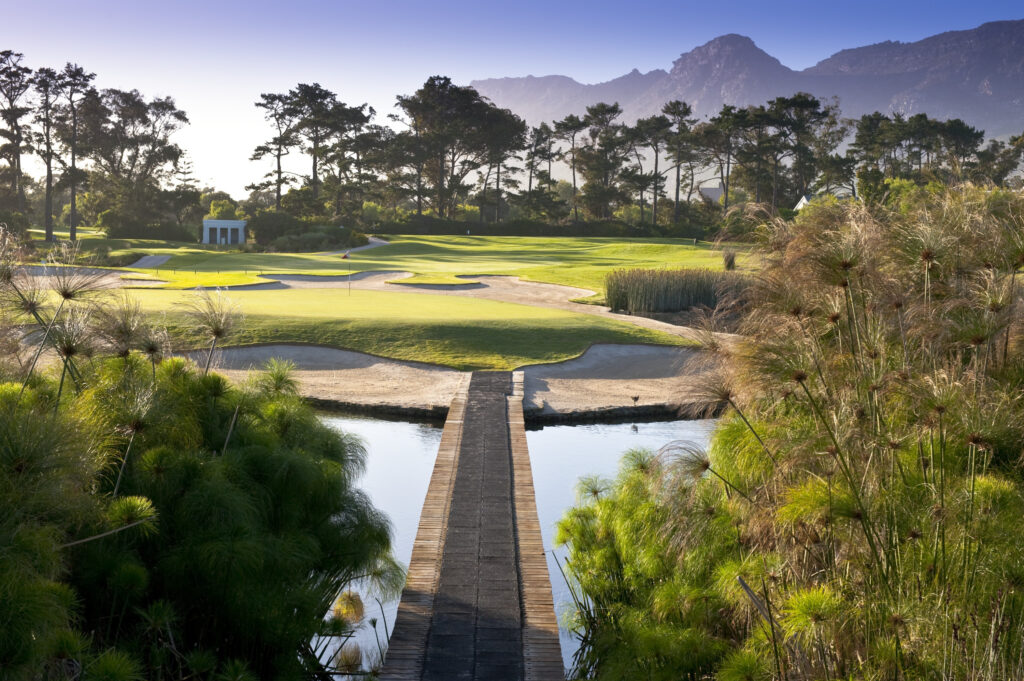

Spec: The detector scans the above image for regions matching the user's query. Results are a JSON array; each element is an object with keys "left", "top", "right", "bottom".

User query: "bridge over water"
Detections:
[{"left": 380, "top": 371, "right": 564, "bottom": 681}]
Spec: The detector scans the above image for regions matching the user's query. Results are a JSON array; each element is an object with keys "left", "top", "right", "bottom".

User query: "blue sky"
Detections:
[{"left": 4, "top": 0, "right": 1022, "bottom": 195}]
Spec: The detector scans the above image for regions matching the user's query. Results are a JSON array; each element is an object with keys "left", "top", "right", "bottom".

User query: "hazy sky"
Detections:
[{"left": 4, "top": 0, "right": 1022, "bottom": 196}]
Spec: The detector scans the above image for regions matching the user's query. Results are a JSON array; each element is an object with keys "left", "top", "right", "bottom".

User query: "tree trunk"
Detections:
[
  {"left": 571, "top": 140, "right": 579, "bottom": 223},
  {"left": 673, "top": 145, "right": 681, "bottom": 225},
  {"left": 311, "top": 134, "right": 320, "bottom": 200},
  {"left": 70, "top": 104, "right": 78, "bottom": 241},
  {"left": 495, "top": 163, "right": 502, "bottom": 223},
  {"left": 772, "top": 159, "right": 779, "bottom": 211},
  {"left": 723, "top": 151, "right": 732, "bottom": 213},
  {"left": 274, "top": 145, "right": 283, "bottom": 211},
  {"left": 437, "top": 152, "right": 445, "bottom": 219},
  {"left": 43, "top": 100, "right": 54, "bottom": 241},
  {"left": 652, "top": 149, "right": 659, "bottom": 227}
]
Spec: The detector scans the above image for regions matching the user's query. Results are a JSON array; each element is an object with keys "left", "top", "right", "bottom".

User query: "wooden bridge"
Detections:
[{"left": 380, "top": 371, "right": 564, "bottom": 681}]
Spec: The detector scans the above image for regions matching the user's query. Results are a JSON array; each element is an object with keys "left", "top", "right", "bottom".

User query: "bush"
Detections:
[
  {"left": 268, "top": 225, "right": 368, "bottom": 252},
  {"left": 605, "top": 267, "right": 750, "bottom": 313},
  {"left": 246, "top": 212, "right": 304, "bottom": 245},
  {"left": 373, "top": 215, "right": 662, "bottom": 238},
  {"left": 205, "top": 199, "right": 239, "bottom": 221},
  {"left": 101, "top": 212, "right": 197, "bottom": 243},
  {"left": 564, "top": 185, "right": 1024, "bottom": 680},
  {"left": 0, "top": 210, "right": 29, "bottom": 235}
]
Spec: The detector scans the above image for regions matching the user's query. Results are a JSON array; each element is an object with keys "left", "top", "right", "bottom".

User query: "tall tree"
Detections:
[
  {"left": 31, "top": 67, "right": 60, "bottom": 239},
  {"left": 481, "top": 106, "right": 526, "bottom": 222},
  {"left": 248, "top": 93, "right": 299, "bottom": 211},
  {"left": 55, "top": 63, "right": 95, "bottom": 240},
  {"left": 554, "top": 113, "right": 587, "bottom": 222},
  {"left": 662, "top": 100, "right": 697, "bottom": 224},
  {"left": 576, "top": 102, "right": 629, "bottom": 219},
  {"left": 322, "top": 102, "right": 377, "bottom": 218},
  {"left": 522, "top": 123, "right": 555, "bottom": 216},
  {"left": 698, "top": 105, "right": 744, "bottom": 212},
  {"left": 78, "top": 88, "right": 188, "bottom": 225},
  {"left": 0, "top": 50, "right": 33, "bottom": 212},
  {"left": 395, "top": 76, "right": 522, "bottom": 219},
  {"left": 288, "top": 83, "right": 337, "bottom": 203},
  {"left": 632, "top": 115, "right": 673, "bottom": 225}
]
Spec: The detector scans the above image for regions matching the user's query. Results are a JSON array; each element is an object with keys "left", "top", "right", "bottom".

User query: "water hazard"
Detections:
[{"left": 321, "top": 413, "right": 715, "bottom": 673}]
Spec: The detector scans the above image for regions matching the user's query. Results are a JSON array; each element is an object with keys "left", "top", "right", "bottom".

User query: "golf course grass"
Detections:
[
  {"left": 129, "top": 287, "right": 692, "bottom": 370},
  {"left": 103, "top": 235, "right": 750, "bottom": 296}
]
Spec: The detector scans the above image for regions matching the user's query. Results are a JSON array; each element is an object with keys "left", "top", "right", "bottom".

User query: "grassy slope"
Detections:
[
  {"left": 129, "top": 288, "right": 691, "bottom": 371},
  {"left": 114, "top": 235, "right": 751, "bottom": 295}
]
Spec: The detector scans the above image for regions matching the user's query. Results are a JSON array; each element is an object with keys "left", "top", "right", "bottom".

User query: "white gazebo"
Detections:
[{"left": 202, "top": 219, "right": 247, "bottom": 245}]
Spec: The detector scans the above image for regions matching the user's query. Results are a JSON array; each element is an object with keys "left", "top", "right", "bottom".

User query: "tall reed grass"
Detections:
[
  {"left": 605, "top": 267, "right": 749, "bottom": 313},
  {"left": 561, "top": 185, "right": 1024, "bottom": 680}
]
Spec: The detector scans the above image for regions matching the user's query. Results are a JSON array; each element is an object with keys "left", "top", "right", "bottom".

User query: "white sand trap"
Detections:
[
  {"left": 127, "top": 255, "right": 171, "bottom": 268},
  {"left": 522, "top": 344, "right": 704, "bottom": 415},
  {"left": 203, "top": 344, "right": 466, "bottom": 411},
  {"left": 200, "top": 342, "right": 708, "bottom": 416},
  {"left": 259, "top": 270, "right": 414, "bottom": 287}
]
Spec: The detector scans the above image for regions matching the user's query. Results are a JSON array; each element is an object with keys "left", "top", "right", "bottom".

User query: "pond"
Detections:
[{"left": 321, "top": 413, "right": 716, "bottom": 673}]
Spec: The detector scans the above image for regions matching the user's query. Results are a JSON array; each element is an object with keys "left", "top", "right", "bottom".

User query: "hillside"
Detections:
[{"left": 471, "top": 19, "right": 1024, "bottom": 136}]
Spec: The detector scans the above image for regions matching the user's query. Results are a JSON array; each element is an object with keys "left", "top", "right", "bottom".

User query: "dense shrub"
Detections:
[
  {"left": 269, "top": 225, "right": 368, "bottom": 252},
  {"left": 99, "top": 209, "right": 197, "bottom": 242},
  {"left": 206, "top": 198, "right": 239, "bottom": 220},
  {"left": 605, "top": 267, "right": 750, "bottom": 313},
  {"left": 373, "top": 215, "right": 665, "bottom": 238},
  {"left": 561, "top": 185, "right": 1024, "bottom": 680},
  {"left": 0, "top": 209, "right": 29, "bottom": 235},
  {"left": 247, "top": 211, "right": 304, "bottom": 244},
  {"left": 0, "top": 237, "right": 397, "bottom": 680},
  {"left": 248, "top": 211, "right": 367, "bottom": 251}
]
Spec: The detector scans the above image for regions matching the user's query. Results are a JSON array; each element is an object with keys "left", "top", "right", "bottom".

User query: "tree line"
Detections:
[
  {"left": 0, "top": 50, "right": 195, "bottom": 241},
  {"left": 247, "top": 78, "right": 1024, "bottom": 231},
  {"left": 2, "top": 48, "right": 1023, "bottom": 241}
]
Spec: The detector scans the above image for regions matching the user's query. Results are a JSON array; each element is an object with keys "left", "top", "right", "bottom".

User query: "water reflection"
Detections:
[
  {"left": 321, "top": 413, "right": 715, "bottom": 674},
  {"left": 525, "top": 419, "right": 717, "bottom": 671},
  {"left": 321, "top": 414, "right": 442, "bottom": 665}
]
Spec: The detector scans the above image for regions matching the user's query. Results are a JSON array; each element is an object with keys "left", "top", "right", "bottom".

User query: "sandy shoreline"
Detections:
[{"left": 206, "top": 342, "right": 713, "bottom": 421}]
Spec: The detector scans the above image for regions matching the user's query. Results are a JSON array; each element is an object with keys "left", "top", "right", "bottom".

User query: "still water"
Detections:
[{"left": 321, "top": 413, "right": 716, "bottom": 673}]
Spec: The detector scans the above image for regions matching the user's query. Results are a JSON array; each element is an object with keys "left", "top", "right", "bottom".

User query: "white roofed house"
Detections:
[
  {"left": 202, "top": 219, "right": 247, "bottom": 245},
  {"left": 698, "top": 181, "right": 725, "bottom": 205}
]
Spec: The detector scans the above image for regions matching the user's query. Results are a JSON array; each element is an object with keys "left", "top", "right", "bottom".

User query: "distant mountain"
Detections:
[{"left": 470, "top": 20, "right": 1024, "bottom": 138}]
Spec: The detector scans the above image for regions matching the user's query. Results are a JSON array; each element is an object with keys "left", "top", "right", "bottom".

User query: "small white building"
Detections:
[
  {"left": 202, "top": 219, "right": 247, "bottom": 245},
  {"left": 698, "top": 181, "right": 725, "bottom": 205}
]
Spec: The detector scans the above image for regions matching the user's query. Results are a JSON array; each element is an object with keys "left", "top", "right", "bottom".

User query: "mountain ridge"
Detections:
[{"left": 470, "top": 19, "right": 1024, "bottom": 137}]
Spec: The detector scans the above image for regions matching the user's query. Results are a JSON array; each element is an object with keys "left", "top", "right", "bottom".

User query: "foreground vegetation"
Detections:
[
  {"left": 559, "top": 185, "right": 1024, "bottom": 680},
  {"left": 0, "top": 234, "right": 399, "bottom": 679}
]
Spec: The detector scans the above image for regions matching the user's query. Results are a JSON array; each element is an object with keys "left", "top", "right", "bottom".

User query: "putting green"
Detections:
[
  {"left": 112, "top": 235, "right": 749, "bottom": 295},
  {"left": 129, "top": 287, "right": 692, "bottom": 371}
]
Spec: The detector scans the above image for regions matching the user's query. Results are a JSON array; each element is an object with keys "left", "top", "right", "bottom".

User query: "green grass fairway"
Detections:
[
  {"left": 118, "top": 235, "right": 751, "bottom": 296},
  {"left": 129, "top": 287, "right": 691, "bottom": 370}
]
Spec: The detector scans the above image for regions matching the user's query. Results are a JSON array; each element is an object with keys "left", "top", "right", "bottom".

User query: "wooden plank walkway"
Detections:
[{"left": 381, "top": 371, "right": 563, "bottom": 681}]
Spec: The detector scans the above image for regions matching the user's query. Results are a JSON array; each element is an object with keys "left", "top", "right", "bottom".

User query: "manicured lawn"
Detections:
[
  {"left": 112, "top": 235, "right": 752, "bottom": 296},
  {"left": 128, "top": 287, "right": 692, "bottom": 370}
]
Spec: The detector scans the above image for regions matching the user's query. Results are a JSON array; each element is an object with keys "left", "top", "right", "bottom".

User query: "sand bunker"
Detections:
[
  {"left": 203, "top": 342, "right": 708, "bottom": 416},
  {"left": 522, "top": 344, "right": 703, "bottom": 415},
  {"left": 203, "top": 344, "right": 466, "bottom": 412}
]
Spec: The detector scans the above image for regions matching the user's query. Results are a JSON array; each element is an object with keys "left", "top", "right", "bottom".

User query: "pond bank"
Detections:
[{"left": 206, "top": 342, "right": 718, "bottom": 421}]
